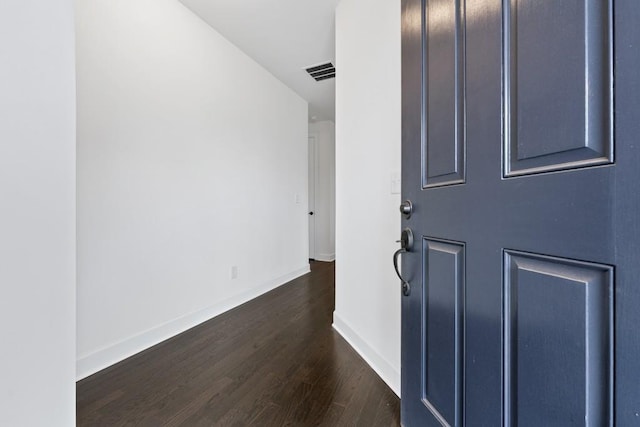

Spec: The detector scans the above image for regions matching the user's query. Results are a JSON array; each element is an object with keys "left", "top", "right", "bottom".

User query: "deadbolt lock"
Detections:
[{"left": 399, "top": 200, "right": 413, "bottom": 219}]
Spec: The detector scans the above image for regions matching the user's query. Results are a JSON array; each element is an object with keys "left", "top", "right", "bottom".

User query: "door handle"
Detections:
[
  {"left": 394, "top": 228, "right": 414, "bottom": 296},
  {"left": 393, "top": 248, "right": 410, "bottom": 296}
]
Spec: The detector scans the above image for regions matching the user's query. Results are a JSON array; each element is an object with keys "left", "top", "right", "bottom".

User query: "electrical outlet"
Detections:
[{"left": 230, "top": 266, "right": 239, "bottom": 280}]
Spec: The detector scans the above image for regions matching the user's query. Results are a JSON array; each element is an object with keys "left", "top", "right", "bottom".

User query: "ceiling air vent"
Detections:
[{"left": 304, "top": 62, "right": 335, "bottom": 81}]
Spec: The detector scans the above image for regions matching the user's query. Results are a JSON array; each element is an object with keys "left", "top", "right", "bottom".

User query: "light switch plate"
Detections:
[{"left": 391, "top": 171, "right": 401, "bottom": 194}]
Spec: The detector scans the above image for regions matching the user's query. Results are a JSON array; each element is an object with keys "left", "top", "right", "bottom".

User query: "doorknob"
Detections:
[
  {"left": 399, "top": 200, "right": 413, "bottom": 219},
  {"left": 394, "top": 228, "right": 414, "bottom": 296}
]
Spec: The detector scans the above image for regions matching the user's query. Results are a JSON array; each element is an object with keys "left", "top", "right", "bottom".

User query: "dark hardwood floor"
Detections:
[{"left": 77, "top": 261, "right": 400, "bottom": 426}]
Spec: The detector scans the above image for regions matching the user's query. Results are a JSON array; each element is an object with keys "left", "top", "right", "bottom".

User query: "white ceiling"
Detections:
[{"left": 180, "top": 0, "right": 339, "bottom": 122}]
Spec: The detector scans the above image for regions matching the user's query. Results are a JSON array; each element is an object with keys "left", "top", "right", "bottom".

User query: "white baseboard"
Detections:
[
  {"left": 332, "top": 313, "right": 400, "bottom": 397},
  {"left": 314, "top": 253, "right": 335, "bottom": 262},
  {"left": 76, "top": 264, "right": 311, "bottom": 381}
]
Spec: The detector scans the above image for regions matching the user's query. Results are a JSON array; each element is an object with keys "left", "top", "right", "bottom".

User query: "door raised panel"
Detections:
[
  {"left": 423, "top": 0, "right": 465, "bottom": 188},
  {"left": 503, "top": 0, "right": 613, "bottom": 177},
  {"left": 422, "top": 238, "right": 465, "bottom": 426},
  {"left": 503, "top": 251, "right": 613, "bottom": 427}
]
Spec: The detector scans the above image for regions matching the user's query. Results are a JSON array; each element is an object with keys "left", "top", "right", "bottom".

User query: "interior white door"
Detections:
[{"left": 308, "top": 136, "right": 316, "bottom": 260}]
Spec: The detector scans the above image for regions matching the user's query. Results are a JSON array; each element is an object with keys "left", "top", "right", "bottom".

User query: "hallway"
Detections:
[{"left": 77, "top": 262, "right": 400, "bottom": 426}]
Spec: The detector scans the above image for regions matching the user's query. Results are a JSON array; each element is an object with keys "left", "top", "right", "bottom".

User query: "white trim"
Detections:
[
  {"left": 76, "top": 264, "right": 311, "bottom": 381},
  {"left": 313, "top": 253, "right": 335, "bottom": 262},
  {"left": 332, "top": 312, "right": 400, "bottom": 397}
]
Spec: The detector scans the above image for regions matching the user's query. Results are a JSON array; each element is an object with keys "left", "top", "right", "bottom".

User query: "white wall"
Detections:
[
  {"left": 0, "top": 1, "right": 76, "bottom": 425},
  {"left": 334, "top": 0, "right": 402, "bottom": 396},
  {"left": 76, "top": 0, "right": 309, "bottom": 379},
  {"left": 309, "top": 120, "right": 336, "bottom": 262}
]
